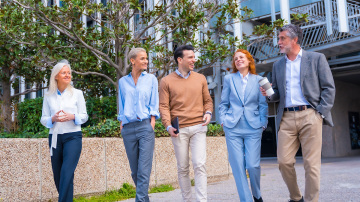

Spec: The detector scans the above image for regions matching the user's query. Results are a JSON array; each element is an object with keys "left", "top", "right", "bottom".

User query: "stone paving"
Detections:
[{"left": 121, "top": 156, "right": 360, "bottom": 201}]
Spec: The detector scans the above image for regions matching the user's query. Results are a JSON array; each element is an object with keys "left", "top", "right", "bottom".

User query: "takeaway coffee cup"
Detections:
[{"left": 259, "top": 77, "right": 274, "bottom": 96}]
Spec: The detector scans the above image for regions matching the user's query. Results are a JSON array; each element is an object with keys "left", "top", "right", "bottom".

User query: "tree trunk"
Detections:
[{"left": 1, "top": 66, "right": 12, "bottom": 132}]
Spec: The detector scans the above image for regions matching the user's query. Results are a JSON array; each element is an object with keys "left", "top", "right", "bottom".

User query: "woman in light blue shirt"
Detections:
[
  {"left": 118, "top": 48, "right": 160, "bottom": 202},
  {"left": 40, "top": 60, "right": 88, "bottom": 202}
]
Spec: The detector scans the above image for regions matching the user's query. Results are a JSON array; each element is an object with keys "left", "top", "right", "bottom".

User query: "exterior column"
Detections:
[
  {"left": 337, "top": 0, "right": 349, "bottom": 32},
  {"left": 30, "top": 84, "right": 36, "bottom": 99},
  {"left": 271, "top": 0, "right": 277, "bottom": 46},
  {"left": 234, "top": 0, "right": 242, "bottom": 46},
  {"left": 324, "top": 0, "right": 333, "bottom": 35},
  {"left": 20, "top": 76, "right": 25, "bottom": 102},
  {"left": 280, "top": 0, "right": 290, "bottom": 24}
]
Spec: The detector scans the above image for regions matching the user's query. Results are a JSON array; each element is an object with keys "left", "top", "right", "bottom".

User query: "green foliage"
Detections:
[
  {"left": 149, "top": 184, "right": 174, "bottom": 193},
  {"left": 82, "top": 119, "right": 121, "bottom": 137},
  {"left": 0, "top": 130, "right": 49, "bottom": 138},
  {"left": 8, "top": 95, "right": 225, "bottom": 138},
  {"left": 73, "top": 183, "right": 174, "bottom": 201},
  {"left": 17, "top": 97, "right": 44, "bottom": 133},
  {"left": 73, "top": 183, "right": 136, "bottom": 202},
  {"left": 207, "top": 123, "right": 224, "bottom": 136},
  {"left": 85, "top": 96, "right": 117, "bottom": 126},
  {"left": 291, "top": 13, "right": 309, "bottom": 24},
  {"left": 154, "top": 119, "right": 169, "bottom": 137}
]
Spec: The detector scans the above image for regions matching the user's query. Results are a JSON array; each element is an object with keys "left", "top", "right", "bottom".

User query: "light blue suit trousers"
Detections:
[{"left": 219, "top": 73, "right": 268, "bottom": 202}]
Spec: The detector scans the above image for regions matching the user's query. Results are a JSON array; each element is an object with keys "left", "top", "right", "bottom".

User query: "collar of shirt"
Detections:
[
  {"left": 175, "top": 69, "right": 191, "bottom": 79},
  {"left": 128, "top": 71, "right": 147, "bottom": 78},
  {"left": 285, "top": 48, "right": 303, "bottom": 62},
  {"left": 238, "top": 71, "right": 249, "bottom": 81},
  {"left": 57, "top": 89, "right": 66, "bottom": 95}
]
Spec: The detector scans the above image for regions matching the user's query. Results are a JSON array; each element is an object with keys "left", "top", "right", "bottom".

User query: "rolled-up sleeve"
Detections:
[{"left": 149, "top": 76, "right": 160, "bottom": 119}]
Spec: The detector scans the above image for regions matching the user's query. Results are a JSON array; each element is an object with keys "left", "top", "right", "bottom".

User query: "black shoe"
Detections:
[
  {"left": 253, "top": 196, "right": 263, "bottom": 202},
  {"left": 288, "top": 196, "right": 304, "bottom": 202}
]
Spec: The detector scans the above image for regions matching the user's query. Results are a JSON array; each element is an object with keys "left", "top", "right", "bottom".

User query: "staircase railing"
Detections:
[{"left": 248, "top": 0, "right": 360, "bottom": 62}]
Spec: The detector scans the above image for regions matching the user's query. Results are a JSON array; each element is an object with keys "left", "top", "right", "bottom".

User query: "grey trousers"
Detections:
[{"left": 121, "top": 119, "right": 155, "bottom": 202}]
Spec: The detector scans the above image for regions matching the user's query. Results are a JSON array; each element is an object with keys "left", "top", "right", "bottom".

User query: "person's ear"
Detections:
[
  {"left": 293, "top": 37, "right": 299, "bottom": 45},
  {"left": 177, "top": 57, "right": 182, "bottom": 64},
  {"left": 130, "top": 58, "right": 135, "bottom": 66}
]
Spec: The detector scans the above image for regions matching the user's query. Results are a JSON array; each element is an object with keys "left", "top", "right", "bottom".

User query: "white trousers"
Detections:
[{"left": 171, "top": 123, "right": 208, "bottom": 202}]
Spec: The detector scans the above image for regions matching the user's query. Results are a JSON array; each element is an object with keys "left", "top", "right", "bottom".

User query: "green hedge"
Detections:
[
  {"left": 85, "top": 96, "right": 117, "bottom": 127},
  {"left": 17, "top": 97, "right": 45, "bottom": 134},
  {"left": 7, "top": 96, "right": 224, "bottom": 138}
]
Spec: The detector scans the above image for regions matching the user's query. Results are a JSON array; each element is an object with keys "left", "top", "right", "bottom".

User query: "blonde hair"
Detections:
[
  {"left": 128, "top": 47, "right": 146, "bottom": 62},
  {"left": 47, "top": 62, "right": 74, "bottom": 95}
]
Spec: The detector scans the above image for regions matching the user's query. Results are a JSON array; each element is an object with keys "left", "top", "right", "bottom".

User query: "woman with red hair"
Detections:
[{"left": 219, "top": 49, "right": 268, "bottom": 202}]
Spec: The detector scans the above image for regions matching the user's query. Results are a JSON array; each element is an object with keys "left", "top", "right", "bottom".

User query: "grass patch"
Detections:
[
  {"left": 149, "top": 184, "right": 174, "bottom": 193},
  {"left": 74, "top": 183, "right": 174, "bottom": 202},
  {"left": 74, "top": 183, "right": 136, "bottom": 202},
  {"left": 191, "top": 179, "right": 195, "bottom": 186}
]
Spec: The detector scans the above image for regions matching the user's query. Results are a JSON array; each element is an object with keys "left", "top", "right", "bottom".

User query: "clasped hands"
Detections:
[{"left": 52, "top": 110, "right": 75, "bottom": 123}]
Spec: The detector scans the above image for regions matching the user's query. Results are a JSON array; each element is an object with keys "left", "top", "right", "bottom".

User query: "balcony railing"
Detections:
[{"left": 248, "top": 0, "right": 360, "bottom": 62}]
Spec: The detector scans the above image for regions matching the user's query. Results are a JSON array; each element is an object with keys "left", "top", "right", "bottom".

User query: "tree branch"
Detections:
[
  {"left": 72, "top": 70, "right": 116, "bottom": 86},
  {"left": 11, "top": 86, "right": 48, "bottom": 98}
]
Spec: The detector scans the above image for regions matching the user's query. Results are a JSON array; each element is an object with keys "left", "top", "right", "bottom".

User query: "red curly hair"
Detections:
[{"left": 232, "top": 49, "right": 257, "bottom": 75}]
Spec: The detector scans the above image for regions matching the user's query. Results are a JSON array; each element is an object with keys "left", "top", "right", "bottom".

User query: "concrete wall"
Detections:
[
  {"left": 322, "top": 80, "right": 360, "bottom": 157},
  {"left": 0, "top": 137, "right": 230, "bottom": 201}
]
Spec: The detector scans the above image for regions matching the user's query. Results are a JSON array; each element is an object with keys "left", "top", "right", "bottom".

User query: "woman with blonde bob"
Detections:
[
  {"left": 40, "top": 60, "right": 88, "bottom": 202},
  {"left": 219, "top": 49, "right": 268, "bottom": 202},
  {"left": 118, "top": 48, "right": 159, "bottom": 202}
]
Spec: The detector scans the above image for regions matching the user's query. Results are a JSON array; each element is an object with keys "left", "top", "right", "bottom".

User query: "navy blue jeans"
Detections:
[
  {"left": 49, "top": 131, "right": 82, "bottom": 202},
  {"left": 121, "top": 119, "right": 155, "bottom": 202}
]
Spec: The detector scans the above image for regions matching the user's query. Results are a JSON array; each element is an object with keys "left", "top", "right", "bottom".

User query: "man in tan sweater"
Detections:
[{"left": 159, "top": 45, "right": 213, "bottom": 202}]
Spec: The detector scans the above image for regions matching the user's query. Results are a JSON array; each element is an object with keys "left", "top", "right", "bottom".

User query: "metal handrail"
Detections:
[{"left": 248, "top": 0, "right": 360, "bottom": 62}]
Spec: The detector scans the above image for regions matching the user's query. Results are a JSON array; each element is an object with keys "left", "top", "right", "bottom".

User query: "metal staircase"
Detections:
[{"left": 248, "top": 0, "right": 360, "bottom": 66}]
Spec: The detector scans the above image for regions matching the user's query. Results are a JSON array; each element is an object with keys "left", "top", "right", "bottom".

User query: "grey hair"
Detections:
[
  {"left": 47, "top": 62, "right": 74, "bottom": 95},
  {"left": 58, "top": 59, "right": 70, "bottom": 64},
  {"left": 128, "top": 48, "right": 146, "bottom": 62},
  {"left": 279, "top": 24, "right": 303, "bottom": 45}
]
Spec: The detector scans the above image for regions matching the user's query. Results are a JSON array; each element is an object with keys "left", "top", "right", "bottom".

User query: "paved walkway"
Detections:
[{"left": 122, "top": 156, "right": 360, "bottom": 201}]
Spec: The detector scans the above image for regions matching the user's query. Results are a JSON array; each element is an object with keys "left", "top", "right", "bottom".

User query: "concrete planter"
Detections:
[{"left": 0, "top": 137, "right": 230, "bottom": 201}]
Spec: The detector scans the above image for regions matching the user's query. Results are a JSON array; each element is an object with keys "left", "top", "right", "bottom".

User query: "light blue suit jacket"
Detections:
[{"left": 219, "top": 73, "right": 268, "bottom": 129}]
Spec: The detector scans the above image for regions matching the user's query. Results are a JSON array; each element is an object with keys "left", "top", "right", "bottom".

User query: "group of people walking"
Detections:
[{"left": 40, "top": 24, "right": 335, "bottom": 202}]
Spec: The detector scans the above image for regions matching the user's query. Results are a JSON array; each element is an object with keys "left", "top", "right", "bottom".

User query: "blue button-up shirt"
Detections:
[{"left": 117, "top": 71, "right": 160, "bottom": 125}]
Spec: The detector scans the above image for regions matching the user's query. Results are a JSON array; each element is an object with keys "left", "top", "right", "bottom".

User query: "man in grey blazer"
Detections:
[{"left": 261, "top": 24, "right": 335, "bottom": 202}]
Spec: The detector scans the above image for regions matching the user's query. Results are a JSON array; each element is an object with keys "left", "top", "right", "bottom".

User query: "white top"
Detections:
[
  {"left": 285, "top": 49, "right": 310, "bottom": 107},
  {"left": 238, "top": 72, "right": 249, "bottom": 102},
  {"left": 40, "top": 88, "right": 88, "bottom": 155}
]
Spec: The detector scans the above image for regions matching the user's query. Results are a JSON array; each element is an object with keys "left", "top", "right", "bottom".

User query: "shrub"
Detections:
[
  {"left": 207, "top": 123, "right": 224, "bottom": 136},
  {"left": 154, "top": 119, "right": 169, "bottom": 137},
  {"left": 8, "top": 95, "right": 225, "bottom": 138},
  {"left": 85, "top": 96, "right": 117, "bottom": 127},
  {"left": 82, "top": 119, "right": 121, "bottom": 137},
  {"left": 0, "top": 129, "right": 49, "bottom": 138},
  {"left": 16, "top": 97, "right": 43, "bottom": 133}
]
